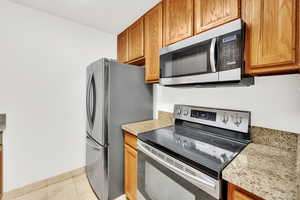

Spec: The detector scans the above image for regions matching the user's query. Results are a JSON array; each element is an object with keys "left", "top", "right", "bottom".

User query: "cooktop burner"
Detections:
[
  {"left": 138, "top": 125, "right": 246, "bottom": 178},
  {"left": 138, "top": 105, "right": 251, "bottom": 179}
]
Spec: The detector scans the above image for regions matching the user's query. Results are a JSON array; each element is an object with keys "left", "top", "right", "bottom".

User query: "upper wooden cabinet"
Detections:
[
  {"left": 242, "top": 0, "right": 300, "bottom": 75},
  {"left": 145, "top": 3, "right": 163, "bottom": 83},
  {"left": 194, "top": 0, "right": 240, "bottom": 34},
  {"left": 163, "top": 0, "right": 194, "bottom": 46},
  {"left": 128, "top": 18, "right": 144, "bottom": 62},
  {"left": 117, "top": 30, "right": 128, "bottom": 63}
]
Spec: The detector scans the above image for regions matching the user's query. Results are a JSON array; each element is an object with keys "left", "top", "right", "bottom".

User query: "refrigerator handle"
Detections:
[
  {"left": 86, "top": 74, "right": 92, "bottom": 127},
  {"left": 86, "top": 136, "right": 102, "bottom": 151}
]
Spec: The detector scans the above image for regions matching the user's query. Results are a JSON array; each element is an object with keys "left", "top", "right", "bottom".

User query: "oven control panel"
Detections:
[{"left": 174, "top": 105, "right": 250, "bottom": 133}]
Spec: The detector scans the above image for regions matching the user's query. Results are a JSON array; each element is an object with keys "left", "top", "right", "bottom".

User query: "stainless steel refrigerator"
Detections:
[{"left": 85, "top": 58, "right": 153, "bottom": 200}]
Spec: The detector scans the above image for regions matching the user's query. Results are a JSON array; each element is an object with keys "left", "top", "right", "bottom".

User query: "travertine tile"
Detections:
[
  {"left": 46, "top": 171, "right": 73, "bottom": 185},
  {"left": 47, "top": 179, "right": 77, "bottom": 200},
  {"left": 14, "top": 187, "right": 47, "bottom": 200},
  {"left": 71, "top": 167, "right": 85, "bottom": 177},
  {"left": 3, "top": 179, "right": 48, "bottom": 200},
  {"left": 4, "top": 167, "right": 84, "bottom": 200},
  {"left": 77, "top": 191, "right": 98, "bottom": 200},
  {"left": 73, "top": 174, "right": 93, "bottom": 196},
  {"left": 5, "top": 172, "right": 120, "bottom": 200}
]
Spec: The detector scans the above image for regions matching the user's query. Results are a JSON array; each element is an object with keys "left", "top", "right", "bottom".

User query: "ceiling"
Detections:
[{"left": 9, "top": 0, "right": 161, "bottom": 34}]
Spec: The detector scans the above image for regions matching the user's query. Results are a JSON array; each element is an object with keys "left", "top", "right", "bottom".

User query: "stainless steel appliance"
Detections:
[
  {"left": 86, "top": 58, "right": 153, "bottom": 200},
  {"left": 137, "top": 105, "right": 251, "bottom": 200},
  {"left": 160, "top": 19, "right": 253, "bottom": 86}
]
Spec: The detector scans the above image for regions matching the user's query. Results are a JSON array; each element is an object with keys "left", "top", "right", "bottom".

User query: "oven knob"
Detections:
[
  {"left": 176, "top": 109, "right": 181, "bottom": 115},
  {"left": 222, "top": 114, "right": 229, "bottom": 124},
  {"left": 183, "top": 110, "right": 188, "bottom": 116},
  {"left": 233, "top": 114, "right": 242, "bottom": 127}
]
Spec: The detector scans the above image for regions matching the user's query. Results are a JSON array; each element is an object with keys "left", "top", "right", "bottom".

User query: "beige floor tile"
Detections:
[
  {"left": 47, "top": 172, "right": 73, "bottom": 185},
  {"left": 73, "top": 174, "right": 93, "bottom": 195},
  {"left": 14, "top": 187, "right": 48, "bottom": 200},
  {"left": 73, "top": 174, "right": 98, "bottom": 200},
  {"left": 47, "top": 179, "right": 78, "bottom": 200},
  {"left": 77, "top": 191, "right": 98, "bottom": 200},
  {"left": 71, "top": 167, "right": 86, "bottom": 177}
]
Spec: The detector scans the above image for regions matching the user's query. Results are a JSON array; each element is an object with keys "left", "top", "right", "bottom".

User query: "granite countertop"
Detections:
[
  {"left": 121, "top": 111, "right": 173, "bottom": 136},
  {"left": 223, "top": 143, "right": 298, "bottom": 200}
]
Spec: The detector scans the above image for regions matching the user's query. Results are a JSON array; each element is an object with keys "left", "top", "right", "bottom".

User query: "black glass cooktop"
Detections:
[{"left": 138, "top": 124, "right": 247, "bottom": 179}]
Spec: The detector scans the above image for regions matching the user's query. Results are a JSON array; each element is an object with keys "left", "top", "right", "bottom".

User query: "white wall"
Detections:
[
  {"left": 154, "top": 74, "right": 300, "bottom": 134},
  {"left": 0, "top": 0, "right": 116, "bottom": 192}
]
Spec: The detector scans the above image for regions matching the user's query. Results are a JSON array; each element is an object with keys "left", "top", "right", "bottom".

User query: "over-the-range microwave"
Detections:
[{"left": 160, "top": 19, "right": 254, "bottom": 87}]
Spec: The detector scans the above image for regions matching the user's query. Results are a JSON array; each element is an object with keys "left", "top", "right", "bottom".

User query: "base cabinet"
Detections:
[
  {"left": 124, "top": 132, "right": 137, "bottom": 200},
  {"left": 228, "top": 183, "right": 264, "bottom": 200}
]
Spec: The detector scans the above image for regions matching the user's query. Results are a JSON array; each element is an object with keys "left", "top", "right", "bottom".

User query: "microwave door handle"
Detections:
[{"left": 210, "top": 38, "right": 217, "bottom": 73}]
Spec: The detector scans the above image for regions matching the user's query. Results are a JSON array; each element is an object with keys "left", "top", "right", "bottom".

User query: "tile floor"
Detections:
[{"left": 10, "top": 174, "right": 126, "bottom": 200}]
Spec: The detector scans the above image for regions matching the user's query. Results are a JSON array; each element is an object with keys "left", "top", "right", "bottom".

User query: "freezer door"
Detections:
[
  {"left": 86, "top": 136, "right": 108, "bottom": 200},
  {"left": 86, "top": 60, "right": 109, "bottom": 145}
]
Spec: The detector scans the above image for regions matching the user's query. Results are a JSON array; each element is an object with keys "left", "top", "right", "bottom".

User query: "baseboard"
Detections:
[{"left": 2, "top": 167, "right": 85, "bottom": 200}]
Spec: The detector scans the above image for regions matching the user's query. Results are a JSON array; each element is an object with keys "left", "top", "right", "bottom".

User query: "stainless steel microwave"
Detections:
[{"left": 160, "top": 19, "right": 253, "bottom": 86}]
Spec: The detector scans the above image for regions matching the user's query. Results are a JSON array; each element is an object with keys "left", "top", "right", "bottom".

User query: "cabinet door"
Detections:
[
  {"left": 233, "top": 190, "right": 255, "bottom": 200},
  {"left": 194, "top": 0, "right": 240, "bottom": 34},
  {"left": 117, "top": 30, "right": 128, "bottom": 63},
  {"left": 228, "top": 183, "right": 264, "bottom": 200},
  {"left": 145, "top": 3, "right": 163, "bottom": 83},
  {"left": 124, "top": 144, "right": 137, "bottom": 200},
  {"left": 128, "top": 18, "right": 144, "bottom": 62},
  {"left": 242, "top": 0, "right": 298, "bottom": 75},
  {"left": 163, "top": 0, "right": 194, "bottom": 46}
]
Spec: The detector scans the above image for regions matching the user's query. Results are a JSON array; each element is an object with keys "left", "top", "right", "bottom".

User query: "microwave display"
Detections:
[{"left": 218, "top": 31, "right": 243, "bottom": 72}]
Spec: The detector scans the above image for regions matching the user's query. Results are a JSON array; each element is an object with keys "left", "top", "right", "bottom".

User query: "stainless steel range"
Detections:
[{"left": 137, "top": 105, "right": 251, "bottom": 200}]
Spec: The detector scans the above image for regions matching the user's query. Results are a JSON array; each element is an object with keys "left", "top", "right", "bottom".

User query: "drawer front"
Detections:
[{"left": 124, "top": 132, "right": 137, "bottom": 149}]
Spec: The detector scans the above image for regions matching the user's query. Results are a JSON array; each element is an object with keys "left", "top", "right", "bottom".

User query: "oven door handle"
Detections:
[
  {"left": 138, "top": 142, "right": 216, "bottom": 189},
  {"left": 210, "top": 38, "right": 217, "bottom": 73}
]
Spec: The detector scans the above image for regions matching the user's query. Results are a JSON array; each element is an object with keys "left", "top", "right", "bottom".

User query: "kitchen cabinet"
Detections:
[
  {"left": 128, "top": 18, "right": 144, "bottom": 62},
  {"left": 242, "top": 0, "right": 300, "bottom": 75},
  {"left": 194, "top": 0, "right": 240, "bottom": 34},
  {"left": 163, "top": 0, "right": 194, "bottom": 46},
  {"left": 124, "top": 132, "right": 137, "bottom": 200},
  {"left": 228, "top": 183, "right": 264, "bottom": 200},
  {"left": 144, "top": 2, "right": 163, "bottom": 83},
  {"left": 117, "top": 30, "right": 128, "bottom": 63}
]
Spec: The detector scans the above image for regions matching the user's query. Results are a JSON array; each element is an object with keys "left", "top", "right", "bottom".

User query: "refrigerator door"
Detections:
[
  {"left": 86, "top": 60, "right": 109, "bottom": 145},
  {"left": 86, "top": 136, "right": 108, "bottom": 200}
]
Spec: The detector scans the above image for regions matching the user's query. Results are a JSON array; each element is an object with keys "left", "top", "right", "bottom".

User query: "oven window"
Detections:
[
  {"left": 138, "top": 150, "right": 217, "bottom": 200},
  {"left": 144, "top": 162, "right": 195, "bottom": 200},
  {"left": 160, "top": 40, "right": 212, "bottom": 78}
]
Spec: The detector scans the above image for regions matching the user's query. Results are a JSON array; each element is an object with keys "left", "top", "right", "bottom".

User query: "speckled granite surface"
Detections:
[
  {"left": 223, "top": 143, "right": 297, "bottom": 200},
  {"left": 121, "top": 111, "right": 173, "bottom": 136},
  {"left": 251, "top": 126, "right": 298, "bottom": 152},
  {"left": 223, "top": 127, "right": 299, "bottom": 200}
]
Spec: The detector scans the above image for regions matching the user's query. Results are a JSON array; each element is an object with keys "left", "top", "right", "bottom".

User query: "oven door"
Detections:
[
  {"left": 160, "top": 38, "right": 218, "bottom": 86},
  {"left": 137, "top": 141, "right": 220, "bottom": 200}
]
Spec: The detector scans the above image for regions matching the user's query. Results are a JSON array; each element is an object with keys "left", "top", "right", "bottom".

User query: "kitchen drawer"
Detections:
[{"left": 124, "top": 132, "right": 137, "bottom": 149}]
